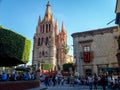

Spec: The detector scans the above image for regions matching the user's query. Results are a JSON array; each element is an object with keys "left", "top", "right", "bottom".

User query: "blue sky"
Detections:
[{"left": 0, "top": 0, "right": 117, "bottom": 65}]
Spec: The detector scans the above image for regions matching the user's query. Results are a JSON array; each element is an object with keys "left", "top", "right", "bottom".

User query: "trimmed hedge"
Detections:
[
  {"left": 0, "top": 26, "right": 31, "bottom": 66},
  {"left": 62, "top": 63, "right": 74, "bottom": 71},
  {"left": 41, "top": 62, "right": 52, "bottom": 70}
]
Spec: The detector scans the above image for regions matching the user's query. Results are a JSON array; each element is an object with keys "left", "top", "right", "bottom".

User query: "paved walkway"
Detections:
[
  {"left": 28, "top": 84, "right": 47, "bottom": 90},
  {"left": 28, "top": 83, "right": 119, "bottom": 90}
]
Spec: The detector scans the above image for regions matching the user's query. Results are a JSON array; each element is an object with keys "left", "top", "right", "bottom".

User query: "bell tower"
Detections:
[
  {"left": 32, "top": 1, "right": 68, "bottom": 71},
  {"left": 32, "top": 1, "right": 56, "bottom": 70}
]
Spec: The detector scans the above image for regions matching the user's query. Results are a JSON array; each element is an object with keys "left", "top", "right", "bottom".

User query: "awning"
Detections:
[{"left": 98, "top": 67, "right": 119, "bottom": 72}]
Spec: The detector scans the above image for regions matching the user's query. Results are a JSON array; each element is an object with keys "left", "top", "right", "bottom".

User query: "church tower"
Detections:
[{"left": 32, "top": 1, "right": 67, "bottom": 71}]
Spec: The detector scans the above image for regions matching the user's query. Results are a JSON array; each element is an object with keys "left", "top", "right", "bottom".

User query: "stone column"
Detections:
[{"left": 79, "top": 58, "right": 84, "bottom": 76}]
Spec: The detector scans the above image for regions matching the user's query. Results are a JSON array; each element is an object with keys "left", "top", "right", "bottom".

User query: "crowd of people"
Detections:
[
  {"left": 1, "top": 69, "right": 120, "bottom": 90},
  {"left": 41, "top": 73, "right": 120, "bottom": 90},
  {"left": 0, "top": 71, "right": 36, "bottom": 81}
]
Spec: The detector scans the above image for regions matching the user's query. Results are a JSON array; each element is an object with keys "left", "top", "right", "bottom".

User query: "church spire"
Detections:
[
  {"left": 61, "top": 21, "right": 65, "bottom": 32},
  {"left": 38, "top": 16, "right": 41, "bottom": 25},
  {"left": 43, "top": 1, "right": 53, "bottom": 22}
]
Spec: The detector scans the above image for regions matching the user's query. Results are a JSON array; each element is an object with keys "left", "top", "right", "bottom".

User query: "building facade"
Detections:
[
  {"left": 72, "top": 26, "right": 119, "bottom": 76},
  {"left": 32, "top": 1, "right": 67, "bottom": 70},
  {"left": 115, "top": 0, "right": 120, "bottom": 71}
]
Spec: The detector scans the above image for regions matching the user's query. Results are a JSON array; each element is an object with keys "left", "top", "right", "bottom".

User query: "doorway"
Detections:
[{"left": 85, "top": 69, "right": 92, "bottom": 75}]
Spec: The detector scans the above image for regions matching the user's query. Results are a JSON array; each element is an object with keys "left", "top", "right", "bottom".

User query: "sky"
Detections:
[{"left": 0, "top": 0, "right": 117, "bottom": 65}]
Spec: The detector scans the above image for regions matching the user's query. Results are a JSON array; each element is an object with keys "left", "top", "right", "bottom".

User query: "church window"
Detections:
[
  {"left": 41, "top": 37, "right": 44, "bottom": 45},
  {"left": 46, "top": 24, "right": 48, "bottom": 33},
  {"left": 43, "top": 25, "right": 44, "bottom": 33},
  {"left": 38, "top": 38, "right": 40, "bottom": 46},
  {"left": 49, "top": 24, "right": 51, "bottom": 32},
  {"left": 40, "top": 25, "right": 42, "bottom": 33},
  {"left": 42, "top": 51, "right": 44, "bottom": 56},
  {"left": 46, "top": 37, "right": 49, "bottom": 45}
]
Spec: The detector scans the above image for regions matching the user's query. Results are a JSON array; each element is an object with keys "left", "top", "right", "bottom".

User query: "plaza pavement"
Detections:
[
  {"left": 28, "top": 83, "right": 114, "bottom": 90},
  {"left": 28, "top": 84, "right": 47, "bottom": 90}
]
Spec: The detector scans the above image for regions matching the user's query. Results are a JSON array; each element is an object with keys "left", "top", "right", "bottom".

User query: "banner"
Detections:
[{"left": 83, "top": 52, "right": 90, "bottom": 63}]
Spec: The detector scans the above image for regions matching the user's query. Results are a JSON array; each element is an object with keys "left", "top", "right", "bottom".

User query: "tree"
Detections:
[
  {"left": 62, "top": 44, "right": 69, "bottom": 54},
  {"left": 62, "top": 44, "right": 69, "bottom": 64},
  {"left": 62, "top": 63, "right": 74, "bottom": 71},
  {"left": 0, "top": 26, "right": 31, "bottom": 66},
  {"left": 41, "top": 62, "right": 52, "bottom": 70}
]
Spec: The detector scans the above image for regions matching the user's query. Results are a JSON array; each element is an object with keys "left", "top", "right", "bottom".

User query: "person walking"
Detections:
[
  {"left": 49, "top": 74, "right": 52, "bottom": 86},
  {"left": 45, "top": 74, "right": 49, "bottom": 87}
]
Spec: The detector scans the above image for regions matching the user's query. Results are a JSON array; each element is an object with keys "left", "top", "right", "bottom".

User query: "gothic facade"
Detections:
[{"left": 32, "top": 1, "right": 67, "bottom": 70}]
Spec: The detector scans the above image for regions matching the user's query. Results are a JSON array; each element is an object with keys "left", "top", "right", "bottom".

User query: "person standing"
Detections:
[
  {"left": 1, "top": 71, "right": 7, "bottom": 81},
  {"left": 100, "top": 75, "right": 107, "bottom": 90},
  {"left": 93, "top": 74, "right": 98, "bottom": 90},
  {"left": 70, "top": 75, "right": 74, "bottom": 87},
  {"left": 52, "top": 73, "right": 56, "bottom": 86},
  {"left": 88, "top": 75, "right": 93, "bottom": 90}
]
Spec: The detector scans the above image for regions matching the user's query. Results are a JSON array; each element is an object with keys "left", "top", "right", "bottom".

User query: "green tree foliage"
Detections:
[
  {"left": 41, "top": 62, "right": 52, "bottom": 70},
  {"left": 62, "top": 63, "right": 74, "bottom": 71},
  {"left": 62, "top": 44, "right": 69, "bottom": 54},
  {"left": 0, "top": 26, "right": 31, "bottom": 66}
]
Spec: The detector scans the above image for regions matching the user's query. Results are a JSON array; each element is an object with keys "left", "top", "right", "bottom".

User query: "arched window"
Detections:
[
  {"left": 43, "top": 24, "right": 44, "bottom": 33},
  {"left": 40, "top": 25, "right": 42, "bottom": 33},
  {"left": 38, "top": 38, "right": 40, "bottom": 46},
  {"left": 46, "top": 37, "right": 49, "bottom": 45},
  {"left": 49, "top": 24, "right": 51, "bottom": 32},
  {"left": 42, "top": 51, "right": 44, "bottom": 56},
  {"left": 41, "top": 37, "right": 44, "bottom": 45},
  {"left": 46, "top": 24, "right": 48, "bottom": 33}
]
